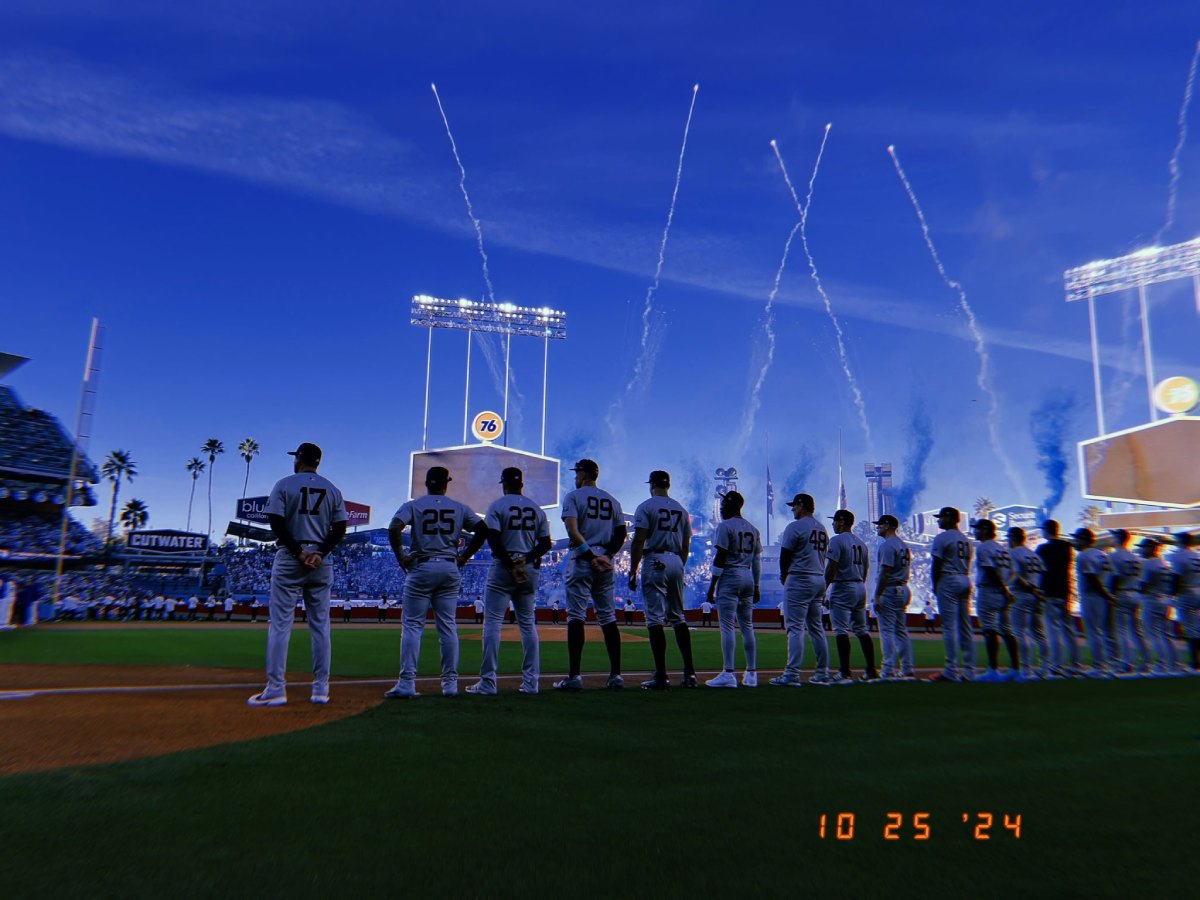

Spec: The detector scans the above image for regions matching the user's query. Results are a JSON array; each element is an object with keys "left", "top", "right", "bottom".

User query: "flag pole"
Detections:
[{"left": 765, "top": 431, "right": 771, "bottom": 546}]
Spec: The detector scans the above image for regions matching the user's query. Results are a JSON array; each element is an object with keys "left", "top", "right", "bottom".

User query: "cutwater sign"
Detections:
[{"left": 128, "top": 530, "right": 209, "bottom": 554}]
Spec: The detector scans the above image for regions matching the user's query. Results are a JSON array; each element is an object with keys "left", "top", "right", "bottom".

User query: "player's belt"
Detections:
[
  {"left": 833, "top": 579, "right": 860, "bottom": 583},
  {"left": 646, "top": 549, "right": 679, "bottom": 555}
]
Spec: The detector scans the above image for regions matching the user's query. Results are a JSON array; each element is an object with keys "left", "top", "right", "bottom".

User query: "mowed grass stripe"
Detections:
[{"left": 0, "top": 679, "right": 1194, "bottom": 898}]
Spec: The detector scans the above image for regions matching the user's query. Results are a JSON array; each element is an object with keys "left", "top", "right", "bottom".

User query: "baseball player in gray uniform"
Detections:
[
  {"left": 248, "top": 442, "right": 348, "bottom": 707},
  {"left": 385, "top": 466, "right": 488, "bottom": 699},
  {"left": 824, "top": 509, "right": 877, "bottom": 684},
  {"left": 1108, "top": 530, "right": 1150, "bottom": 675},
  {"left": 704, "top": 491, "right": 760, "bottom": 688},
  {"left": 1007, "top": 527, "right": 1049, "bottom": 678},
  {"left": 555, "top": 458, "right": 628, "bottom": 691},
  {"left": 468, "top": 467, "right": 553, "bottom": 696},
  {"left": 1166, "top": 532, "right": 1200, "bottom": 671},
  {"left": 629, "top": 470, "right": 696, "bottom": 689},
  {"left": 1074, "top": 527, "right": 1116, "bottom": 678},
  {"left": 773, "top": 493, "right": 831, "bottom": 686},
  {"left": 872, "top": 514, "right": 915, "bottom": 681},
  {"left": 972, "top": 518, "right": 1021, "bottom": 682},
  {"left": 1137, "top": 538, "right": 1178, "bottom": 675},
  {"left": 929, "top": 507, "right": 976, "bottom": 682}
]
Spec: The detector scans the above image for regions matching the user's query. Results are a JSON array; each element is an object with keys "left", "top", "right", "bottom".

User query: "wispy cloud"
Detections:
[{"left": 0, "top": 52, "right": 1151, "bottom": 377}]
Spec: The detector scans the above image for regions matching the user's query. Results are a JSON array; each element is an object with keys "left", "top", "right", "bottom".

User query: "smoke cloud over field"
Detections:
[
  {"left": 892, "top": 401, "right": 934, "bottom": 521},
  {"left": 1030, "top": 392, "right": 1077, "bottom": 518}
]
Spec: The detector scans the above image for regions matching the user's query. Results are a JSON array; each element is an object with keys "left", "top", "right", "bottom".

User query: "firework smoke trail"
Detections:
[
  {"left": 1158, "top": 39, "right": 1200, "bottom": 244},
  {"left": 430, "top": 83, "right": 522, "bottom": 415},
  {"left": 607, "top": 85, "right": 699, "bottom": 438},
  {"left": 888, "top": 144, "right": 1028, "bottom": 500},
  {"left": 770, "top": 127, "right": 873, "bottom": 451},
  {"left": 734, "top": 218, "right": 801, "bottom": 458}
]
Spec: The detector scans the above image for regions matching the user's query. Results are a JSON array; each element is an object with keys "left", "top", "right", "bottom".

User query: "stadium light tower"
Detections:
[
  {"left": 410, "top": 295, "right": 567, "bottom": 453},
  {"left": 1063, "top": 236, "right": 1200, "bottom": 433}
]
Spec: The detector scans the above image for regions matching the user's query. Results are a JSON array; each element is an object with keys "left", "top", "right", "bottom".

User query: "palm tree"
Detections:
[
  {"left": 101, "top": 450, "right": 137, "bottom": 547},
  {"left": 972, "top": 497, "right": 996, "bottom": 521},
  {"left": 201, "top": 438, "right": 225, "bottom": 540},
  {"left": 185, "top": 457, "right": 205, "bottom": 531},
  {"left": 1078, "top": 505, "right": 1103, "bottom": 529},
  {"left": 238, "top": 438, "right": 260, "bottom": 499},
  {"left": 119, "top": 498, "right": 149, "bottom": 536}
]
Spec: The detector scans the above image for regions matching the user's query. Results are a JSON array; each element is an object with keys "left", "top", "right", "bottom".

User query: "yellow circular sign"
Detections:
[
  {"left": 1154, "top": 376, "right": 1200, "bottom": 415},
  {"left": 471, "top": 411, "right": 504, "bottom": 442}
]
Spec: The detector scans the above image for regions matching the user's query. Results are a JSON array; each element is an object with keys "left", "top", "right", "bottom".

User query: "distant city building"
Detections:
[{"left": 864, "top": 463, "right": 894, "bottom": 524}]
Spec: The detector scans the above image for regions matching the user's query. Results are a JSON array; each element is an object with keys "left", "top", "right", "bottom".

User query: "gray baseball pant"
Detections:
[
  {"left": 1010, "top": 592, "right": 1049, "bottom": 676},
  {"left": 935, "top": 575, "right": 975, "bottom": 679},
  {"left": 1043, "top": 596, "right": 1080, "bottom": 671},
  {"left": 479, "top": 564, "right": 540, "bottom": 692},
  {"left": 1140, "top": 596, "right": 1176, "bottom": 670},
  {"left": 877, "top": 586, "right": 912, "bottom": 677},
  {"left": 1113, "top": 592, "right": 1150, "bottom": 672},
  {"left": 829, "top": 582, "right": 869, "bottom": 637},
  {"left": 398, "top": 559, "right": 461, "bottom": 690},
  {"left": 266, "top": 549, "right": 332, "bottom": 695},
  {"left": 784, "top": 575, "right": 828, "bottom": 677},
  {"left": 642, "top": 554, "right": 685, "bottom": 627},
  {"left": 715, "top": 568, "right": 756, "bottom": 671},
  {"left": 565, "top": 560, "right": 616, "bottom": 625},
  {"left": 1079, "top": 593, "right": 1111, "bottom": 672}
]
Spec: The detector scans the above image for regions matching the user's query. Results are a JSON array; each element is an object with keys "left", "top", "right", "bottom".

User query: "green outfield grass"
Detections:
[
  {"left": 0, "top": 624, "right": 981, "bottom": 677},
  {"left": 1, "top": 627, "right": 1195, "bottom": 898}
]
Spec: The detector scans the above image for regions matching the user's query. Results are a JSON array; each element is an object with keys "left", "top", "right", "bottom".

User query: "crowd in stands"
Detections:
[
  {"left": 0, "top": 386, "right": 97, "bottom": 480},
  {"left": 0, "top": 511, "right": 99, "bottom": 556}
]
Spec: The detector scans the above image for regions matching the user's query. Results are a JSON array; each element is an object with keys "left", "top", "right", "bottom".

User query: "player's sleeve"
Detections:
[
  {"left": 713, "top": 522, "right": 732, "bottom": 553},
  {"left": 393, "top": 500, "right": 415, "bottom": 527},
  {"left": 561, "top": 492, "right": 578, "bottom": 523},
  {"left": 264, "top": 480, "right": 287, "bottom": 517},
  {"left": 878, "top": 542, "right": 895, "bottom": 567},
  {"left": 536, "top": 507, "right": 550, "bottom": 539},
  {"left": 829, "top": 535, "right": 847, "bottom": 566},
  {"left": 1078, "top": 553, "right": 1099, "bottom": 576},
  {"left": 484, "top": 499, "right": 503, "bottom": 533},
  {"left": 780, "top": 522, "right": 799, "bottom": 552},
  {"left": 461, "top": 503, "right": 484, "bottom": 529},
  {"left": 612, "top": 496, "right": 624, "bottom": 522},
  {"left": 634, "top": 501, "right": 651, "bottom": 532},
  {"left": 930, "top": 533, "right": 946, "bottom": 559},
  {"left": 330, "top": 487, "right": 348, "bottom": 524}
]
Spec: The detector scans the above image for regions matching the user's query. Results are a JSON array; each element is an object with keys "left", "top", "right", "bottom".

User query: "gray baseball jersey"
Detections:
[
  {"left": 877, "top": 536, "right": 911, "bottom": 587},
  {"left": 931, "top": 529, "right": 972, "bottom": 575},
  {"left": 974, "top": 540, "right": 1012, "bottom": 588},
  {"left": 1167, "top": 546, "right": 1200, "bottom": 592},
  {"left": 826, "top": 531, "right": 867, "bottom": 582},
  {"left": 265, "top": 472, "right": 348, "bottom": 544},
  {"left": 561, "top": 486, "right": 624, "bottom": 548},
  {"left": 712, "top": 516, "right": 761, "bottom": 569},
  {"left": 780, "top": 516, "right": 828, "bottom": 576},
  {"left": 1008, "top": 545, "right": 1044, "bottom": 594},
  {"left": 485, "top": 495, "right": 551, "bottom": 556},
  {"left": 634, "top": 496, "right": 691, "bottom": 554},
  {"left": 393, "top": 495, "right": 483, "bottom": 559},
  {"left": 1140, "top": 557, "right": 1172, "bottom": 598},
  {"left": 1076, "top": 547, "right": 1113, "bottom": 596},
  {"left": 1109, "top": 548, "right": 1143, "bottom": 593}
]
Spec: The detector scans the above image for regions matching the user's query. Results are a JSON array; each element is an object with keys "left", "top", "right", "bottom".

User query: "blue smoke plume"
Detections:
[
  {"left": 783, "top": 443, "right": 821, "bottom": 501},
  {"left": 892, "top": 401, "right": 934, "bottom": 521},
  {"left": 1030, "top": 392, "right": 1076, "bottom": 518}
]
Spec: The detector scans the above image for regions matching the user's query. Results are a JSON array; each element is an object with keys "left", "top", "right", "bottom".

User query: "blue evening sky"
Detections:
[{"left": 2, "top": 1, "right": 1198, "bottom": 538}]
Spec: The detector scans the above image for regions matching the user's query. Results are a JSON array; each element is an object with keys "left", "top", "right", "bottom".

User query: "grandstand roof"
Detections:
[
  {"left": 0, "top": 385, "right": 99, "bottom": 485},
  {"left": 0, "top": 353, "right": 28, "bottom": 380}
]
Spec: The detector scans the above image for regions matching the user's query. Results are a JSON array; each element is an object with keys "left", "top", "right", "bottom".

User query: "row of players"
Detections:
[{"left": 245, "top": 447, "right": 1200, "bottom": 705}]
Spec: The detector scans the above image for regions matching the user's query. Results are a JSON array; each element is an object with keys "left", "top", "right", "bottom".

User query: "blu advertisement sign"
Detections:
[{"left": 238, "top": 496, "right": 369, "bottom": 527}]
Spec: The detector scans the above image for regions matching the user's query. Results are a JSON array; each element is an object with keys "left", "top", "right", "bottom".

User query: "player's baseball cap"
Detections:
[
  {"left": 1072, "top": 527, "right": 1094, "bottom": 543},
  {"left": 934, "top": 506, "right": 960, "bottom": 521},
  {"left": 1138, "top": 536, "right": 1158, "bottom": 549},
  {"left": 425, "top": 466, "right": 452, "bottom": 485},
  {"left": 829, "top": 509, "right": 855, "bottom": 525},
  {"left": 499, "top": 467, "right": 523, "bottom": 484},
  {"left": 1110, "top": 529, "right": 1129, "bottom": 544},
  {"left": 287, "top": 442, "right": 322, "bottom": 465},
  {"left": 570, "top": 458, "right": 599, "bottom": 477},
  {"left": 873, "top": 514, "right": 899, "bottom": 528},
  {"left": 647, "top": 470, "right": 670, "bottom": 487},
  {"left": 785, "top": 493, "right": 813, "bottom": 508}
]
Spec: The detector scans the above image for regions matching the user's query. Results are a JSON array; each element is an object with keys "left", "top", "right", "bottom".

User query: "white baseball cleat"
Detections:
[
  {"left": 442, "top": 682, "right": 459, "bottom": 697},
  {"left": 465, "top": 682, "right": 496, "bottom": 696},
  {"left": 741, "top": 671, "right": 758, "bottom": 687},
  {"left": 705, "top": 671, "right": 738, "bottom": 689},
  {"left": 517, "top": 683, "right": 540, "bottom": 695},
  {"left": 384, "top": 682, "right": 417, "bottom": 700},
  {"left": 247, "top": 691, "right": 287, "bottom": 707},
  {"left": 808, "top": 673, "right": 834, "bottom": 686}
]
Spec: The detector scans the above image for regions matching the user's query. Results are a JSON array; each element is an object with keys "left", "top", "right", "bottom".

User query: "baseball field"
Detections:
[{"left": 0, "top": 623, "right": 1195, "bottom": 899}]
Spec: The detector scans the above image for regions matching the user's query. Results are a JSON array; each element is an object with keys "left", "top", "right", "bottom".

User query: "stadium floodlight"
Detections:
[
  {"left": 411, "top": 295, "right": 568, "bottom": 456},
  {"left": 411, "top": 294, "right": 567, "bottom": 340},
  {"left": 1064, "top": 237, "right": 1200, "bottom": 302},
  {"left": 1064, "top": 236, "right": 1200, "bottom": 436}
]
